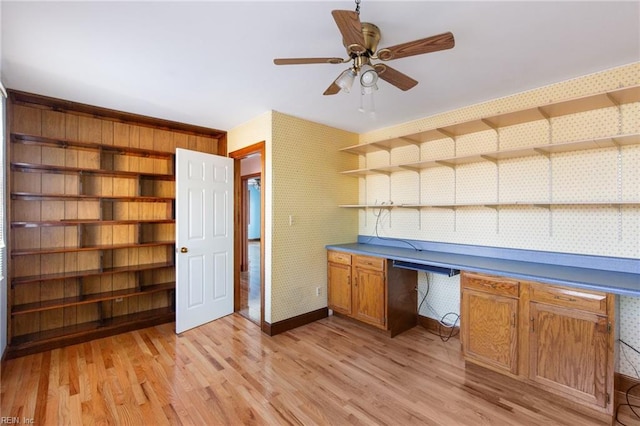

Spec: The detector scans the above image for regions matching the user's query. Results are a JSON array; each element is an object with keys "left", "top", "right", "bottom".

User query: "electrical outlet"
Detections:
[{"left": 316, "top": 287, "right": 321, "bottom": 296}]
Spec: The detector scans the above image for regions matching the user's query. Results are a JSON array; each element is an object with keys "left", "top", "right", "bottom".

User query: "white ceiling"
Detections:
[{"left": 2, "top": 1, "right": 639, "bottom": 134}]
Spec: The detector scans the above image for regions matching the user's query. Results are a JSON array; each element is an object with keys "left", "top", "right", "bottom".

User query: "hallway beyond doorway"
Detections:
[{"left": 239, "top": 240, "right": 260, "bottom": 324}]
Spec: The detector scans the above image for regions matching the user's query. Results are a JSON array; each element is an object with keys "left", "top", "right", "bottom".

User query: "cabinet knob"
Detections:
[{"left": 180, "top": 247, "right": 188, "bottom": 253}]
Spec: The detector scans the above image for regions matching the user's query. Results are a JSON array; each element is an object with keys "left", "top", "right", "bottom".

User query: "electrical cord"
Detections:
[
  {"left": 615, "top": 339, "right": 640, "bottom": 425},
  {"left": 417, "top": 272, "right": 460, "bottom": 342},
  {"left": 362, "top": 201, "right": 421, "bottom": 251}
]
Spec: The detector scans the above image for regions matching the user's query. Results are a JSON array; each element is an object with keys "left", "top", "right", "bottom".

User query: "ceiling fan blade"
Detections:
[
  {"left": 274, "top": 57, "right": 344, "bottom": 65},
  {"left": 323, "top": 81, "right": 341, "bottom": 96},
  {"left": 331, "top": 10, "right": 367, "bottom": 55},
  {"left": 374, "top": 64, "right": 418, "bottom": 91},
  {"left": 376, "top": 32, "right": 455, "bottom": 61}
]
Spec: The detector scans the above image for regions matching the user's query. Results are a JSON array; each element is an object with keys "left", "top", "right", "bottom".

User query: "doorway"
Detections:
[{"left": 229, "top": 142, "right": 265, "bottom": 328}]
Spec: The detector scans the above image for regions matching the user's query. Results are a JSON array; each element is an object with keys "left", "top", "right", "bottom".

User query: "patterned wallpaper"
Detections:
[
  {"left": 357, "top": 62, "right": 640, "bottom": 377},
  {"left": 270, "top": 112, "right": 358, "bottom": 323},
  {"left": 229, "top": 111, "right": 359, "bottom": 324}
]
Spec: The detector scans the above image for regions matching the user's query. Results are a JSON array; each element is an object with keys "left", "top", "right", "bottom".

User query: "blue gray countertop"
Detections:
[{"left": 326, "top": 237, "right": 640, "bottom": 297}]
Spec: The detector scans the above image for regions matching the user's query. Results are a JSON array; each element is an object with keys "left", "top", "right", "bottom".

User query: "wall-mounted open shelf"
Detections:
[
  {"left": 338, "top": 204, "right": 396, "bottom": 209},
  {"left": 338, "top": 84, "right": 640, "bottom": 237},
  {"left": 340, "top": 85, "right": 640, "bottom": 156},
  {"left": 397, "top": 201, "right": 640, "bottom": 209},
  {"left": 341, "top": 133, "right": 640, "bottom": 177},
  {"left": 341, "top": 201, "right": 640, "bottom": 209}
]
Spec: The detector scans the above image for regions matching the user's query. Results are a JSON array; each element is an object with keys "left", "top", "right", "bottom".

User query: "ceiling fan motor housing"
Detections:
[
  {"left": 360, "top": 22, "right": 381, "bottom": 55},
  {"left": 343, "top": 22, "right": 381, "bottom": 57}
]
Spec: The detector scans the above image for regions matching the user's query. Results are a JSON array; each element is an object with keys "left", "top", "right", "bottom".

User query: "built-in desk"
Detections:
[
  {"left": 326, "top": 237, "right": 638, "bottom": 417},
  {"left": 326, "top": 237, "right": 640, "bottom": 297}
]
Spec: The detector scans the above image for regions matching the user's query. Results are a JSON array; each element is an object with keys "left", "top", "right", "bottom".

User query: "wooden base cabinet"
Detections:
[
  {"left": 461, "top": 272, "right": 615, "bottom": 416},
  {"left": 461, "top": 273, "right": 519, "bottom": 375},
  {"left": 327, "top": 251, "right": 417, "bottom": 337},
  {"left": 327, "top": 251, "right": 352, "bottom": 316},
  {"left": 528, "top": 282, "right": 612, "bottom": 410}
]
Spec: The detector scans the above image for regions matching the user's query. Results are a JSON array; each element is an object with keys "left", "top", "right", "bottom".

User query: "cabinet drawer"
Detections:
[
  {"left": 328, "top": 251, "right": 351, "bottom": 266},
  {"left": 530, "top": 283, "right": 607, "bottom": 314},
  {"left": 354, "top": 255, "right": 385, "bottom": 271},
  {"left": 462, "top": 272, "right": 519, "bottom": 298}
]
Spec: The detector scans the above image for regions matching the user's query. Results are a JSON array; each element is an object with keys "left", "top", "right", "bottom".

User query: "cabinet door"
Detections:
[
  {"left": 328, "top": 262, "right": 352, "bottom": 315},
  {"left": 352, "top": 267, "right": 386, "bottom": 328},
  {"left": 529, "top": 302, "right": 609, "bottom": 408},
  {"left": 461, "top": 289, "right": 518, "bottom": 374}
]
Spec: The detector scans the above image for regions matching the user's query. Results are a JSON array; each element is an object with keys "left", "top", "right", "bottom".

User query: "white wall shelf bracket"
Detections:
[
  {"left": 436, "top": 160, "right": 456, "bottom": 169},
  {"left": 398, "top": 136, "right": 423, "bottom": 147},
  {"left": 436, "top": 128, "right": 456, "bottom": 141},
  {"left": 480, "top": 155, "right": 499, "bottom": 164}
]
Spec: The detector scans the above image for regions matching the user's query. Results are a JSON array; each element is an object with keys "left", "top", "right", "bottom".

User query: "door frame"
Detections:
[{"left": 229, "top": 142, "right": 265, "bottom": 329}]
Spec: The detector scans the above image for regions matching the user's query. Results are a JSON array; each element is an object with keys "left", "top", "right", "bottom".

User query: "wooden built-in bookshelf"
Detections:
[{"left": 6, "top": 90, "right": 226, "bottom": 358}]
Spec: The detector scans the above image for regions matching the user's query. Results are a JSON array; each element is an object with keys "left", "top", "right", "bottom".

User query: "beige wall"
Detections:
[
  {"left": 228, "top": 111, "right": 358, "bottom": 323},
  {"left": 270, "top": 111, "right": 358, "bottom": 322}
]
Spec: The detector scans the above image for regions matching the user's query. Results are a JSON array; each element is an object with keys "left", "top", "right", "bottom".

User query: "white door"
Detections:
[{"left": 175, "top": 148, "right": 234, "bottom": 333}]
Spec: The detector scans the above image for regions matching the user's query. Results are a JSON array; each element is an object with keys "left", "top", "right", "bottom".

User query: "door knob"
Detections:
[{"left": 180, "top": 247, "right": 188, "bottom": 253}]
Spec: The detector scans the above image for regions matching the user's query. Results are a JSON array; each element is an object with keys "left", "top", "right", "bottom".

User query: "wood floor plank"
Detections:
[{"left": 1, "top": 313, "right": 622, "bottom": 425}]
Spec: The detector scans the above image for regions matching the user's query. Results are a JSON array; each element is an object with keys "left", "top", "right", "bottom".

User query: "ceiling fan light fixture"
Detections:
[
  {"left": 361, "top": 83, "right": 378, "bottom": 95},
  {"left": 336, "top": 68, "right": 356, "bottom": 93},
  {"left": 359, "top": 64, "right": 378, "bottom": 88}
]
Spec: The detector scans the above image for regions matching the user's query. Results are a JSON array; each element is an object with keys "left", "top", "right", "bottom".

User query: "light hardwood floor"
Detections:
[{"left": 0, "top": 314, "right": 633, "bottom": 425}]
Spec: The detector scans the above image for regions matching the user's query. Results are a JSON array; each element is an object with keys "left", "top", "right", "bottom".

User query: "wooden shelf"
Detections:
[
  {"left": 11, "top": 192, "right": 174, "bottom": 202},
  {"left": 11, "top": 162, "right": 174, "bottom": 180},
  {"left": 341, "top": 133, "right": 640, "bottom": 176},
  {"left": 340, "top": 136, "right": 422, "bottom": 155},
  {"left": 11, "top": 133, "right": 175, "bottom": 159},
  {"left": 12, "top": 282, "right": 175, "bottom": 315},
  {"left": 340, "top": 201, "right": 640, "bottom": 209},
  {"left": 338, "top": 204, "right": 396, "bottom": 209},
  {"left": 12, "top": 261, "right": 175, "bottom": 285},
  {"left": 11, "top": 219, "right": 175, "bottom": 228},
  {"left": 340, "top": 85, "right": 640, "bottom": 156},
  {"left": 11, "top": 241, "right": 175, "bottom": 257},
  {"left": 398, "top": 201, "right": 640, "bottom": 209},
  {"left": 6, "top": 307, "right": 175, "bottom": 358}
]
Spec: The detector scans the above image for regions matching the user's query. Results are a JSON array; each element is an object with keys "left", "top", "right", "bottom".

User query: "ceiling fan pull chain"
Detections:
[{"left": 355, "top": 0, "right": 361, "bottom": 15}]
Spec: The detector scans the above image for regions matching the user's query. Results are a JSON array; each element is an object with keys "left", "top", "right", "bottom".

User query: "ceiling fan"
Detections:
[{"left": 273, "top": 5, "right": 455, "bottom": 96}]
